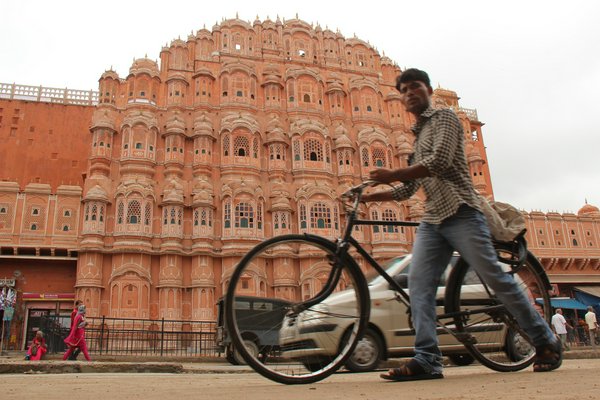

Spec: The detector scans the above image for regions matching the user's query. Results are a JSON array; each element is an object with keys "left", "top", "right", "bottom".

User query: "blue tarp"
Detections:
[
  {"left": 573, "top": 287, "right": 600, "bottom": 306},
  {"left": 536, "top": 297, "right": 589, "bottom": 310}
]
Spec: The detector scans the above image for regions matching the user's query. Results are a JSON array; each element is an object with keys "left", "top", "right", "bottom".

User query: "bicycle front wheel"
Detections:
[
  {"left": 445, "top": 243, "right": 552, "bottom": 372},
  {"left": 224, "top": 234, "right": 370, "bottom": 384}
]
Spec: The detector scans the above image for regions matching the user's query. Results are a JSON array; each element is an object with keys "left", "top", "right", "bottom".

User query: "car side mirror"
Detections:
[{"left": 391, "top": 273, "right": 408, "bottom": 289}]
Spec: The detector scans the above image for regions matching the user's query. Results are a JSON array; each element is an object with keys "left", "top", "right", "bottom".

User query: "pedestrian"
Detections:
[
  {"left": 551, "top": 309, "right": 571, "bottom": 351},
  {"left": 361, "top": 68, "right": 562, "bottom": 381},
  {"left": 68, "top": 300, "right": 83, "bottom": 360},
  {"left": 584, "top": 306, "right": 598, "bottom": 351},
  {"left": 63, "top": 304, "right": 91, "bottom": 361},
  {"left": 25, "top": 330, "right": 47, "bottom": 361}
]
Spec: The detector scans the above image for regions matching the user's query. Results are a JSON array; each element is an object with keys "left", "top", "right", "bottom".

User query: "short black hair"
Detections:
[{"left": 396, "top": 68, "right": 432, "bottom": 91}]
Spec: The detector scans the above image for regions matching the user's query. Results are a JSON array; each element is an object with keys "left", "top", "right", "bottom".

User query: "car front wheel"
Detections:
[
  {"left": 345, "top": 328, "right": 383, "bottom": 372},
  {"left": 233, "top": 339, "right": 259, "bottom": 365}
]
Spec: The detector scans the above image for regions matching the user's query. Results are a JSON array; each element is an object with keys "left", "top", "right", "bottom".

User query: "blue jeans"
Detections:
[{"left": 408, "top": 205, "right": 555, "bottom": 373}]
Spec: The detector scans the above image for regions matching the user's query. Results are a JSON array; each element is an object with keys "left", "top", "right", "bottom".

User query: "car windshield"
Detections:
[{"left": 366, "top": 256, "right": 409, "bottom": 286}]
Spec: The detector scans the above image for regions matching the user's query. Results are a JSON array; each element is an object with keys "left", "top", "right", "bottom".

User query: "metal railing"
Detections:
[
  {"left": 40, "top": 315, "right": 219, "bottom": 357},
  {"left": 458, "top": 107, "right": 479, "bottom": 121},
  {"left": 0, "top": 83, "right": 99, "bottom": 106}
]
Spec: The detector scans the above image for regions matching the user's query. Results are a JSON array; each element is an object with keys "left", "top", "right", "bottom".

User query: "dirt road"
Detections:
[{"left": 2, "top": 359, "right": 598, "bottom": 400}]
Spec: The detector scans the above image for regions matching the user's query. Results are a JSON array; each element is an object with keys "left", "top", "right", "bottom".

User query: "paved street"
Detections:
[{"left": 1, "top": 358, "right": 599, "bottom": 400}]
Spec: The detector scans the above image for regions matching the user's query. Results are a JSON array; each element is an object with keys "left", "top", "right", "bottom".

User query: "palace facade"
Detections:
[{"left": 0, "top": 16, "right": 598, "bottom": 349}]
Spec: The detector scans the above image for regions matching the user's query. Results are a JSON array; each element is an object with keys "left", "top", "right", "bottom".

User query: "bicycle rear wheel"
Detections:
[
  {"left": 445, "top": 243, "right": 551, "bottom": 372},
  {"left": 224, "top": 234, "right": 370, "bottom": 384}
]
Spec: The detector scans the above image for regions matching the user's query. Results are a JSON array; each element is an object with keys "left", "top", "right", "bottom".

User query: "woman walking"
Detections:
[{"left": 63, "top": 304, "right": 91, "bottom": 361}]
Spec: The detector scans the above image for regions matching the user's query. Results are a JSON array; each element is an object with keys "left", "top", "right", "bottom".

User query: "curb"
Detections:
[
  {"left": 0, "top": 350, "right": 597, "bottom": 375},
  {"left": 0, "top": 361, "right": 185, "bottom": 374}
]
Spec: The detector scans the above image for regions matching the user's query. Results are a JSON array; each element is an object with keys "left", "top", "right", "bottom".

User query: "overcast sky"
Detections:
[{"left": 1, "top": 0, "right": 597, "bottom": 213}]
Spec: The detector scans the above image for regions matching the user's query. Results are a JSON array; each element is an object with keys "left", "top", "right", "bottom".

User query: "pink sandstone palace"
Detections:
[{"left": 0, "top": 16, "right": 598, "bottom": 350}]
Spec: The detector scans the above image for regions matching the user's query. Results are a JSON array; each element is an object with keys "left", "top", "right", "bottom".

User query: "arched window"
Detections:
[
  {"left": 382, "top": 209, "right": 399, "bottom": 233},
  {"left": 235, "top": 202, "right": 254, "bottom": 228},
  {"left": 361, "top": 148, "right": 369, "bottom": 166},
  {"left": 310, "top": 202, "right": 331, "bottom": 229},
  {"left": 300, "top": 204, "right": 307, "bottom": 229},
  {"left": 223, "top": 134, "right": 230, "bottom": 156},
  {"left": 127, "top": 200, "right": 141, "bottom": 224},
  {"left": 293, "top": 140, "right": 301, "bottom": 161},
  {"left": 224, "top": 200, "right": 231, "bottom": 228},
  {"left": 304, "top": 138, "right": 323, "bottom": 161},
  {"left": 222, "top": 76, "right": 229, "bottom": 97},
  {"left": 234, "top": 136, "right": 249, "bottom": 157},
  {"left": 144, "top": 204, "right": 151, "bottom": 225},
  {"left": 117, "top": 201, "right": 124, "bottom": 224},
  {"left": 372, "top": 147, "right": 386, "bottom": 167},
  {"left": 371, "top": 210, "right": 379, "bottom": 233},
  {"left": 253, "top": 138, "right": 259, "bottom": 158}
]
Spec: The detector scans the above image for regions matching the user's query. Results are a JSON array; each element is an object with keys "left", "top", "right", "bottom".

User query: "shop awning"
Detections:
[
  {"left": 573, "top": 286, "right": 600, "bottom": 306},
  {"left": 536, "top": 297, "right": 588, "bottom": 310}
]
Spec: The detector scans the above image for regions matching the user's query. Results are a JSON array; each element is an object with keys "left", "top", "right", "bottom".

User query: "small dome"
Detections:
[
  {"left": 578, "top": 202, "right": 600, "bottom": 216},
  {"left": 265, "top": 128, "right": 287, "bottom": 144},
  {"left": 467, "top": 144, "right": 483, "bottom": 163},
  {"left": 396, "top": 135, "right": 412, "bottom": 154},
  {"left": 380, "top": 56, "right": 394, "bottom": 67},
  {"left": 193, "top": 113, "right": 214, "bottom": 137},
  {"left": 271, "top": 196, "right": 292, "bottom": 212},
  {"left": 84, "top": 185, "right": 109, "bottom": 202},
  {"left": 170, "top": 38, "right": 187, "bottom": 48},
  {"left": 100, "top": 70, "right": 119, "bottom": 80},
  {"left": 334, "top": 124, "right": 348, "bottom": 137},
  {"left": 165, "top": 114, "right": 186, "bottom": 135},
  {"left": 334, "top": 134, "right": 353, "bottom": 150},
  {"left": 129, "top": 58, "right": 159, "bottom": 78}
]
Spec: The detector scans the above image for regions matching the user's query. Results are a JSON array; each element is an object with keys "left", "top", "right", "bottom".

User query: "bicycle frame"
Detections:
[
  {"left": 291, "top": 182, "right": 417, "bottom": 312},
  {"left": 297, "top": 181, "right": 533, "bottom": 343}
]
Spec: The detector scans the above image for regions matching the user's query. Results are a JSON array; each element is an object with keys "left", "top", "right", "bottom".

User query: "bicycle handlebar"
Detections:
[{"left": 341, "top": 180, "right": 381, "bottom": 201}]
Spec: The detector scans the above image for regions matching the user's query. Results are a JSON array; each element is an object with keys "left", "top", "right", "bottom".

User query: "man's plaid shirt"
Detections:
[{"left": 391, "top": 107, "right": 481, "bottom": 224}]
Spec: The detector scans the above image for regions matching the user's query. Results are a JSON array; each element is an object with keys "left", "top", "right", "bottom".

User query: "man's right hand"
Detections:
[{"left": 369, "top": 168, "right": 397, "bottom": 184}]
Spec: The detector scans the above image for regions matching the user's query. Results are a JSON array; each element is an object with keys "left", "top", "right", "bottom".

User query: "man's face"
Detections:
[{"left": 398, "top": 80, "right": 433, "bottom": 115}]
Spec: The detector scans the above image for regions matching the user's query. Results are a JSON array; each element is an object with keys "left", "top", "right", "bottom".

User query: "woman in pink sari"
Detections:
[
  {"left": 26, "top": 330, "right": 47, "bottom": 361},
  {"left": 63, "top": 304, "right": 91, "bottom": 361}
]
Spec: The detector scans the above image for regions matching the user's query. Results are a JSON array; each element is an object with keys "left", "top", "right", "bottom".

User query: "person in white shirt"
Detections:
[
  {"left": 551, "top": 309, "right": 571, "bottom": 351},
  {"left": 584, "top": 306, "right": 599, "bottom": 350}
]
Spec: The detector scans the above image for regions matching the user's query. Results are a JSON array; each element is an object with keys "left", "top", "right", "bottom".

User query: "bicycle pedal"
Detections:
[{"left": 454, "top": 332, "right": 478, "bottom": 345}]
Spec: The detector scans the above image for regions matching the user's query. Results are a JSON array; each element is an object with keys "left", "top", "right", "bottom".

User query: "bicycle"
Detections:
[{"left": 225, "top": 181, "right": 552, "bottom": 384}]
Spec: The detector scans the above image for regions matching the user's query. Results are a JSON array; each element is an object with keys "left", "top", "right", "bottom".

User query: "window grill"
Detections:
[
  {"left": 235, "top": 202, "right": 254, "bottom": 228},
  {"left": 310, "top": 202, "right": 331, "bottom": 229}
]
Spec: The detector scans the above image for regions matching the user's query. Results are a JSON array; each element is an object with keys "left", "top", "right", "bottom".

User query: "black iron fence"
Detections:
[{"left": 40, "top": 315, "right": 219, "bottom": 357}]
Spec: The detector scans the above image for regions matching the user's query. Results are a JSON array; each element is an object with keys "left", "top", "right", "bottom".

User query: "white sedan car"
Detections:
[{"left": 280, "top": 255, "right": 529, "bottom": 371}]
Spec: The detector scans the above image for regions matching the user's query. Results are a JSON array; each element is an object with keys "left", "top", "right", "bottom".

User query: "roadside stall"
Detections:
[{"left": 0, "top": 279, "right": 17, "bottom": 354}]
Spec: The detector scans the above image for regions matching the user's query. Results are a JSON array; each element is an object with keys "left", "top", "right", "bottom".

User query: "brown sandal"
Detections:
[
  {"left": 380, "top": 359, "right": 443, "bottom": 382},
  {"left": 533, "top": 339, "right": 562, "bottom": 372}
]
